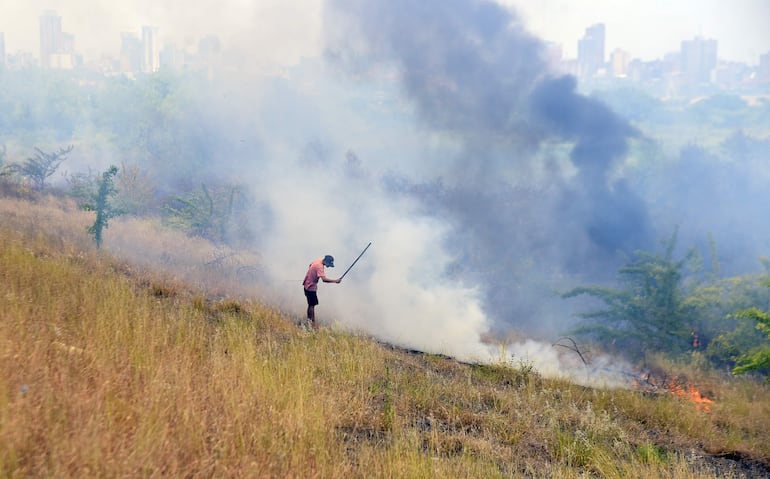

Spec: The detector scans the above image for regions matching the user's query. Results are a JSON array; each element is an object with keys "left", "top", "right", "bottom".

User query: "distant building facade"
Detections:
[
  {"left": 39, "top": 10, "right": 74, "bottom": 69},
  {"left": 680, "top": 37, "right": 717, "bottom": 84},
  {"left": 120, "top": 32, "right": 142, "bottom": 73},
  {"left": 160, "top": 44, "right": 185, "bottom": 70},
  {"left": 39, "top": 11, "right": 60, "bottom": 68},
  {"left": 50, "top": 32, "right": 75, "bottom": 68},
  {"left": 610, "top": 48, "right": 630, "bottom": 77},
  {"left": 141, "top": 26, "right": 159, "bottom": 73},
  {"left": 0, "top": 32, "right": 5, "bottom": 68},
  {"left": 578, "top": 23, "right": 605, "bottom": 79}
]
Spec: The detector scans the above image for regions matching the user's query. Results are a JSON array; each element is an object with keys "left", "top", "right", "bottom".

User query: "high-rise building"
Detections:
[
  {"left": 661, "top": 52, "right": 681, "bottom": 76},
  {"left": 121, "top": 32, "right": 142, "bottom": 73},
  {"left": 577, "top": 23, "right": 605, "bottom": 79},
  {"left": 160, "top": 44, "right": 184, "bottom": 70},
  {"left": 610, "top": 48, "right": 630, "bottom": 77},
  {"left": 141, "top": 26, "right": 159, "bottom": 73},
  {"left": 680, "top": 37, "right": 717, "bottom": 84},
  {"left": 39, "top": 10, "right": 61, "bottom": 68},
  {"left": 39, "top": 10, "right": 74, "bottom": 69},
  {"left": 50, "top": 32, "right": 75, "bottom": 69}
]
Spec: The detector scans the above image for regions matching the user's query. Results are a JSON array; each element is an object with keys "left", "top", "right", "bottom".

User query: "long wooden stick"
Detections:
[{"left": 340, "top": 242, "right": 372, "bottom": 279}]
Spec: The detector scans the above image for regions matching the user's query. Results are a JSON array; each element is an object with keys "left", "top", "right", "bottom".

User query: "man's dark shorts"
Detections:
[{"left": 304, "top": 289, "right": 319, "bottom": 306}]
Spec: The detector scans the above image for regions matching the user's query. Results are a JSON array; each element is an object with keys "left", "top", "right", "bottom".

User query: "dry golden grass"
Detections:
[
  {"left": 103, "top": 216, "right": 264, "bottom": 299},
  {"left": 1, "top": 192, "right": 769, "bottom": 478}
]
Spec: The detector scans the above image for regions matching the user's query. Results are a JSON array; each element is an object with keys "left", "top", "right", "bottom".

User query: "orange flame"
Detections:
[
  {"left": 631, "top": 373, "right": 715, "bottom": 413},
  {"left": 667, "top": 381, "right": 714, "bottom": 413}
]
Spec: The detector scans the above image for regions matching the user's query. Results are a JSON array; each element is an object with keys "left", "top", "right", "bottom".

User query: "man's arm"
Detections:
[{"left": 320, "top": 273, "right": 342, "bottom": 284}]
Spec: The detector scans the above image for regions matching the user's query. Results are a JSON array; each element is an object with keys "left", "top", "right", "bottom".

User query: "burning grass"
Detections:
[
  {"left": 632, "top": 371, "right": 716, "bottom": 413},
  {"left": 1, "top": 194, "right": 770, "bottom": 478},
  {"left": 666, "top": 380, "right": 715, "bottom": 413}
]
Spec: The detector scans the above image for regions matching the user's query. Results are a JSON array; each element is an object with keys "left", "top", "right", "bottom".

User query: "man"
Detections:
[{"left": 303, "top": 254, "right": 341, "bottom": 328}]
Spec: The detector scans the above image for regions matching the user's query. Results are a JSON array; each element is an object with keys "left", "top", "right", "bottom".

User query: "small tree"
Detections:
[
  {"left": 562, "top": 234, "right": 697, "bottom": 361},
  {"left": 66, "top": 168, "right": 99, "bottom": 203},
  {"left": 86, "top": 166, "right": 119, "bottom": 249},
  {"left": 10, "top": 145, "right": 74, "bottom": 190},
  {"left": 163, "top": 183, "right": 218, "bottom": 238},
  {"left": 112, "top": 162, "right": 155, "bottom": 215},
  {"left": 163, "top": 182, "right": 252, "bottom": 245},
  {"left": 730, "top": 279, "right": 770, "bottom": 378}
]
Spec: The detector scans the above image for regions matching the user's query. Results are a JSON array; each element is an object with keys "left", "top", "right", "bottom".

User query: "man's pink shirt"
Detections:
[{"left": 303, "top": 258, "right": 325, "bottom": 291}]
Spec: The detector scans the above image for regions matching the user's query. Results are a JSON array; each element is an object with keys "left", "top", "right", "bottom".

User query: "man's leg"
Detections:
[
  {"left": 304, "top": 289, "right": 319, "bottom": 329},
  {"left": 309, "top": 306, "right": 320, "bottom": 329}
]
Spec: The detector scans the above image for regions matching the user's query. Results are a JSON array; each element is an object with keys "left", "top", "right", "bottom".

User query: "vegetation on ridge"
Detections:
[{"left": 1, "top": 194, "right": 769, "bottom": 478}]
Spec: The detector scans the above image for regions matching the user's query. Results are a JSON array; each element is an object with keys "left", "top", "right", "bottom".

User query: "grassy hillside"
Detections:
[{"left": 1, "top": 194, "right": 769, "bottom": 478}]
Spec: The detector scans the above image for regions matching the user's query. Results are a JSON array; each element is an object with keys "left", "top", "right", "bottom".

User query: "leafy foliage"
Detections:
[
  {"left": 112, "top": 163, "right": 156, "bottom": 215},
  {"left": 563, "top": 234, "right": 698, "bottom": 361},
  {"left": 92, "top": 71, "right": 217, "bottom": 185},
  {"left": 66, "top": 168, "right": 100, "bottom": 203},
  {"left": 163, "top": 182, "right": 254, "bottom": 246},
  {"left": 695, "top": 259, "right": 770, "bottom": 369},
  {"left": 8, "top": 145, "right": 73, "bottom": 190},
  {"left": 0, "top": 69, "right": 87, "bottom": 139},
  {"left": 564, "top": 230, "right": 770, "bottom": 368},
  {"left": 85, "top": 166, "right": 120, "bottom": 249},
  {"left": 69, "top": 163, "right": 156, "bottom": 218},
  {"left": 729, "top": 279, "right": 770, "bottom": 378},
  {"left": 592, "top": 87, "right": 664, "bottom": 123}
]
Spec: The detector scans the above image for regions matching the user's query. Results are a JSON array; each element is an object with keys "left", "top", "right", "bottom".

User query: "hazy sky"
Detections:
[{"left": 1, "top": 0, "right": 769, "bottom": 66}]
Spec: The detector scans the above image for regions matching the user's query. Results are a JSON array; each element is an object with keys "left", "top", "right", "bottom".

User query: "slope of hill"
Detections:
[{"left": 1, "top": 193, "right": 769, "bottom": 478}]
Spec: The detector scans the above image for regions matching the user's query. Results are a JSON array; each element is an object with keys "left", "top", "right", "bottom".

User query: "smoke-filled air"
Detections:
[
  {"left": 302, "top": 0, "right": 653, "bottom": 369},
  {"left": 235, "top": 0, "right": 768, "bottom": 378},
  {"left": 3, "top": 0, "right": 770, "bottom": 386}
]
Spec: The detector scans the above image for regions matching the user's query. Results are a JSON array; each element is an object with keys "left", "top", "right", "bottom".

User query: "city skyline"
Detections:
[
  {"left": 0, "top": 0, "right": 768, "bottom": 68},
  {"left": 505, "top": 0, "right": 769, "bottom": 65}
]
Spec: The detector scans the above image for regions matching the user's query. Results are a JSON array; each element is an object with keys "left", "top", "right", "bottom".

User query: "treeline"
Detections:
[
  {"left": 0, "top": 67, "right": 260, "bottom": 247},
  {"left": 594, "top": 87, "right": 770, "bottom": 130},
  {"left": 0, "top": 150, "right": 257, "bottom": 249},
  {"left": 0, "top": 68, "right": 231, "bottom": 182}
]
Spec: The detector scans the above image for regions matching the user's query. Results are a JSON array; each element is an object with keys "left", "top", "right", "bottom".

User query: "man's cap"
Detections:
[{"left": 323, "top": 255, "right": 335, "bottom": 267}]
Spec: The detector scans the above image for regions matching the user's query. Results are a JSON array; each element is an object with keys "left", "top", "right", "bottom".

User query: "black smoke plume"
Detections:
[{"left": 324, "top": 0, "right": 653, "bottom": 334}]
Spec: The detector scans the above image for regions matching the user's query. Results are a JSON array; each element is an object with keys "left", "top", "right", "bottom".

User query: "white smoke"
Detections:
[{"left": 253, "top": 131, "right": 494, "bottom": 362}]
